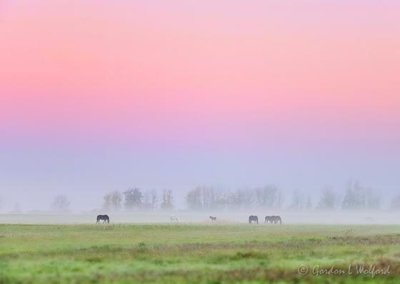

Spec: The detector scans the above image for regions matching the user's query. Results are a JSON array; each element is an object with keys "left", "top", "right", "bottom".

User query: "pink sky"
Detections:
[{"left": 0, "top": 1, "right": 399, "bottom": 199}]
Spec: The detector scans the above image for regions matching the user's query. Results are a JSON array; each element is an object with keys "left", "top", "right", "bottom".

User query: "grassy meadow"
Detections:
[{"left": 0, "top": 224, "right": 399, "bottom": 283}]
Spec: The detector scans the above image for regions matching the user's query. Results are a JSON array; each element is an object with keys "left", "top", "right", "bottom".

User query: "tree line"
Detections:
[
  {"left": 102, "top": 188, "right": 174, "bottom": 211},
  {"left": 98, "top": 182, "right": 393, "bottom": 211},
  {"left": 185, "top": 181, "right": 394, "bottom": 211},
  {"left": 2, "top": 181, "right": 399, "bottom": 212}
]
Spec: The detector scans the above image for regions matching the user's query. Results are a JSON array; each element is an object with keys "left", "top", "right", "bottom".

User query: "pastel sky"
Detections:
[{"left": 1, "top": 1, "right": 399, "bottom": 209}]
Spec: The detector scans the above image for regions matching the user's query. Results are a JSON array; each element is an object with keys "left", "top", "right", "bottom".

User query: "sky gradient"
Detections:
[{"left": 1, "top": 1, "right": 400, "bottom": 209}]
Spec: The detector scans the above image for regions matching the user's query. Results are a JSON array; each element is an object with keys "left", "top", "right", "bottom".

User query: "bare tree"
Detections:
[
  {"left": 289, "top": 190, "right": 306, "bottom": 210},
  {"left": 150, "top": 190, "right": 158, "bottom": 209},
  {"left": 317, "top": 187, "right": 337, "bottom": 210},
  {"left": 186, "top": 186, "right": 218, "bottom": 210},
  {"left": 103, "top": 191, "right": 122, "bottom": 211},
  {"left": 186, "top": 186, "right": 283, "bottom": 210},
  {"left": 160, "top": 190, "right": 174, "bottom": 210},
  {"left": 142, "top": 190, "right": 158, "bottom": 210},
  {"left": 255, "top": 185, "right": 280, "bottom": 208},
  {"left": 228, "top": 189, "right": 254, "bottom": 209},
  {"left": 213, "top": 191, "right": 230, "bottom": 210},
  {"left": 342, "top": 181, "right": 380, "bottom": 210},
  {"left": 186, "top": 187, "right": 202, "bottom": 210},
  {"left": 123, "top": 188, "right": 143, "bottom": 210},
  {"left": 52, "top": 195, "right": 70, "bottom": 212}
]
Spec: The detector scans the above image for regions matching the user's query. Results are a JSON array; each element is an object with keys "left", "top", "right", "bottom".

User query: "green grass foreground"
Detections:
[{"left": 0, "top": 224, "right": 399, "bottom": 283}]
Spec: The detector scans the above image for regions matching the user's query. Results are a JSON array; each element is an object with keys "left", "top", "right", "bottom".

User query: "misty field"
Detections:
[{"left": 0, "top": 224, "right": 399, "bottom": 283}]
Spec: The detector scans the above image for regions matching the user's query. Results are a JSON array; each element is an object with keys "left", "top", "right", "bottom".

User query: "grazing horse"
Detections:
[
  {"left": 96, "top": 215, "right": 110, "bottom": 224},
  {"left": 170, "top": 216, "right": 179, "bottom": 222},
  {"left": 265, "top": 215, "right": 282, "bottom": 224},
  {"left": 248, "top": 215, "right": 258, "bottom": 224},
  {"left": 264, "top": 216, "right": 273, "bottom": 223},
  {"left": 209, "top": 216, "right": 217, "bottom": 222}
]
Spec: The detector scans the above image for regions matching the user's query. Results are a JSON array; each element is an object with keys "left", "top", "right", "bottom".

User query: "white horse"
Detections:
[{"left": 170, "top": 216, "right": 179, "bottom": 223}]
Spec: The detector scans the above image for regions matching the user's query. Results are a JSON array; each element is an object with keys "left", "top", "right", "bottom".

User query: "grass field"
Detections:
[{"left": 0, "top": 224, "right": 399, "bottom": 283}]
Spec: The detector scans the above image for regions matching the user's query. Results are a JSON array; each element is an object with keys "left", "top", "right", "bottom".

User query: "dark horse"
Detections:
[
  {"left": 265, "top": 215, "right": 282, "bottom": 224},
  {"left": 249, "top": 215, "right": 258, "bottom": 224},
  {"left": 96, "top": 215, "right": 110, "bottom": 224},
  {"left": 209, "top": 216, "right": 217, "bottom": 222}
]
